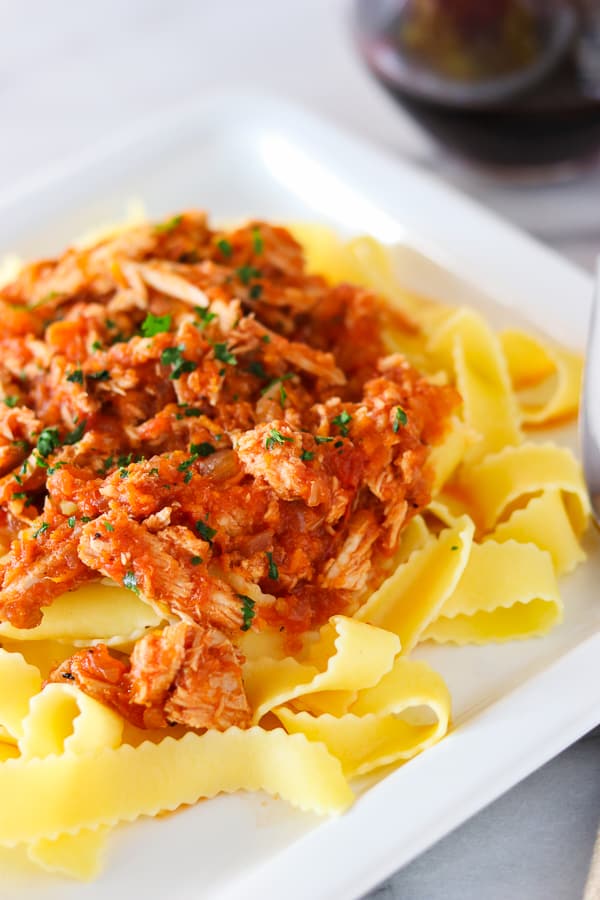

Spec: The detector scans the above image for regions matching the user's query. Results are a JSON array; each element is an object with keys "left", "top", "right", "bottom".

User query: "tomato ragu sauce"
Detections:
[{"left": 0, "top": 213, "right": 458, "bottom": 731}]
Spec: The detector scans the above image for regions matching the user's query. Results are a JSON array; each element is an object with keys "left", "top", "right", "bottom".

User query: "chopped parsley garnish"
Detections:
[
  {"left": 247, "top": 360, "right": 267, "bottom": 379},
  {"left": 123, "top": 571, "right": 139, "bottom": 594},
  {"left": 194, "top": 307, "right": 217, "bottom": 329},
  {"left": 160, "top": 345, "right": 197, "bottom": 380},
  {"left": 393, "top": 407, "right": 408, "bottom": 432},
  {"left": 266, "top": 551, "right": 279, "bottom": 580},
  {"left": 239, "top": 594, "right": 256, "bottom": 631},
  {"left": 249, "top": 284, "right": 263, "bottom": 300},
  {"left": 300, "top": 450, "right": 315, "bottom": 461},
  {"left": 261, "top": 333, "right": 271, "bottom": 343},
  {"left": 251, "top": 227, "right": 264, "bottom": 255},
  {"left": 87, "top": 370, "right": 110, "bottom": 382},
  {"left": 236, "top": 265, "right": 261, "bottom": 285},
  {"left": 105, "top": 319, "right": 117, "bottom": 330},
  {"left": 184, "top": 470, "right": 193, "bottom": 484},
  {"left": 3, "top": 395, "right": 18, "bottom": 407},
  {"left": 36, "top": 427, "right": 60, "bottom": 458},
  {"left": 260, "top": 372, "right": 294, "bottom": 398},
  {"left": 190, "top": 555, "right": 203, "bottom": 566},
  {"left": 149, "top": 467, "right": 159, "bottom": 476},
  {"left": 334, "top": 440, "right": 344, "bottom": 448},
  {"left": 12, "top": 491, "right": 27, "bottom": 500},
  {"left": 33, "top": 522, "right": 49, "bottom": 539},
  {"left": 141, "top": 312, "right": 172, "bottom": 337},
  {"left": 190, "top": 442, "right": 216, "bottom": 457},
  {"left": 66, "top": 369, "right": 84, "bottom": 384},
  {"left": 12, "top": 439, "right": 29, "bottom": 452},
  {"left": 67, "top": 516, "right": 76, "bottom": 528},
  {"left": 103, "top": 521, "right": 115, "bottom": 532},
  {"left": 450, "top": 545, "right": 459, "bottom": 551},
  {"left": 81, "top": 516, "right": 92, "bottom": 523},
  {"left": 155, "top": 214, "right": 182, "bottom": 234},
  {"left": 183, "top": 408, "right": 201, "bottom": 418},
  {"left": 332, "top": 410, "right": 352, "bottom": 437},
  {"left": 91, "top": 340, "right": 102, "bottom": 351},
  {"left": 265, "top": 428, "right": 294, "bottom": 450},
  {"left": 213, "top": 343, "right": 237, "bottom": 366},
  {"left": 64, "top": 421, "right": 87, "bottom": 445},
  {"left": 314, "top": 435, "right": 333, "bottom": 444},
  {"left": 216, "top": 238, "right": 232, "bottom": 258},
  {"left": 196, "top": 520, "right": 217, "bottom": 543}
]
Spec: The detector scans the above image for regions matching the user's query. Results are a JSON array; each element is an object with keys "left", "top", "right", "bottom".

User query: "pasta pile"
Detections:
[{"left": 0, "top": 224, "right": 588, "bottom": 881}]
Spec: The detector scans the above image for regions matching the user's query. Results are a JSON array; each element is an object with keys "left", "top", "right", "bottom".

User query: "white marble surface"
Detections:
[{"left": 1, "top": 2, "right": 599, "bottom": 898}]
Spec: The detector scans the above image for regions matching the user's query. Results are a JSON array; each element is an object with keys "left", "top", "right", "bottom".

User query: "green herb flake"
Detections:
[
  {"left": 103, "top": 521, "right": 115, "bottom": 532},
  {"left": 314, "top": 435, "right": 333, "bottom": 445},
  {"left": 3, "top": 395, "right": 18, "bottom": 408},
  {"left": 64, "top": 421, "right": 86, "bottom": 445},
  {"left": 160, "top": 345, "right": 197, "bottom": 380},
  {"left": 123, "top": 570, "right": 139, "bottom": 595},
  {"left": 393, "top": 407, "right": 408, "bottom": 433},
  {"left": 261, "top": 333, "right": 271, "bottom": 343},
  {"left": 251, "top": 227, "right": 264, "bottom": 255},
  {"left": 249, "top": 284, "right": 263, "bottom": 300},
  {"left": 265, "top": 428, "right": 294, "bottom": 450},
  {"left": 12, "top": 491, "right": 27, "bottom": 500},
  {"left": 213, "top": 343, "right": 237, "bottom": 366},
  {"left": 66, "top": 368, "right": 84, "bottom": 384},
  {"left": 450, "top": 545, "right": 459, "bottom": 551},
  {"left": 194, "top": 307, "right": 217, "bottom": 329},
  {"left": 91, "top": 340, "right": 102, "bottom": 352},
  {"left": 33, "top": 521, "right": 49, "bottom": 539},
  {"left": 87, "top": 370, "right": 110, "bottom": 382},
  {"left": 260, "top": 372, "right": 294, "bottom": 397},
  {"left": 141, "top": 313, "right": 172, "bottom": 338},
  {"left": 196, "top": 519, "right": 217, "bottom": 543},
  {"left": 236, "top": 265, "right": 261, "bottom": 285},
  {"left": 239, "top": 594, "right": 256, "bottom": 631},
  {"left": 331, "top": 410, "right": 352, "bottom": 437},
  {"left": 67, "top": 516, "right": 76, "bottom": 528},
  {"left": 155, "top": 214, "right": 182, "bottom": 234},
  {"left": 216, "top": 238, "right": 233, "bottom": 259},
  {"left": 184, "top": 408, "right": 201, "bottom": 418},
  {"left": 247, "top": 360, "right": 267, "bottom": 379},
  {"left": 190, "top": 555, "right": 203, "bottom": 566},
  {"left": 300, "top": 450, "right": 315, "bottom": 461},
  {"left": 190, "top": 442, "right": 216, "bottom": 457},
  {"left": 36, "top": 426, "right": 61, "bottom": 458},
  {"left": 105, "top": 319, "right": 117, "bottom": 330},
  {"left": 266, "top": 551, "right": 279, "bottom": 581},
  {"left": 81, "top": 516, "right": 92, "bottom": 523}
]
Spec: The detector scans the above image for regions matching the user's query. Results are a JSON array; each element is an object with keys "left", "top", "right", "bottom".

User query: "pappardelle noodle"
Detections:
[{"left": 0, "top": 212, "right": 588, "bottom": 880}]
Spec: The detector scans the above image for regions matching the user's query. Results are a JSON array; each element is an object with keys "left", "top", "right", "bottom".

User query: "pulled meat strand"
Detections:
[{"left": 0, "top": 213, "right": 459, "bottom": 730}]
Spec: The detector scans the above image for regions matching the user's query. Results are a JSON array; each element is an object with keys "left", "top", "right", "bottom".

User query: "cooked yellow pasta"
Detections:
[{"left": 0, "top": 218, "right": 589, "bottom": 882}]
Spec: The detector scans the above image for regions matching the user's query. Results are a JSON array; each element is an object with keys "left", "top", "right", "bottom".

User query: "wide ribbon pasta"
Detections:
[
  {"left": 356, "top": 516, "right": 474, "bottom": 652},
  {"left": 274, "top": 657, "right": 450, "bottom": 777},
  {"left": 0, "top": 727, "right": 353, "bottom": 846},
  {"left": 458, "top": 442, "right": 590, "bottom": 533},
  {"left": 0, "top": 583, "right": 164, "bottom": 647},
  {"left": 501, "top": 329, "right": 582, "bottom": 425},
  {"left": 244, "top": 615, "right": 400, "bottom": 722},
  {"left": 424, "top": 540, "right": 561, "bottom": 644}
]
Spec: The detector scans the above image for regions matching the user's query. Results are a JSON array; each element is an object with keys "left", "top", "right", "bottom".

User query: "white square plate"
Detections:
[{"left": 0, "top": 93, "right": 598, "bottom": 900}]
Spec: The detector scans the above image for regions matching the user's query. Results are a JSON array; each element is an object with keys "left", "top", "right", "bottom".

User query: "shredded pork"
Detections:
[{"left": 0, "top": 212, "right": 459, "bottom": 731}]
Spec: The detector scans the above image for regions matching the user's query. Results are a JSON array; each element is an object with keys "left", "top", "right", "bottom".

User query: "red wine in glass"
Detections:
[{"left": 354, "top": 0, "right": 600, "bottom": 172}]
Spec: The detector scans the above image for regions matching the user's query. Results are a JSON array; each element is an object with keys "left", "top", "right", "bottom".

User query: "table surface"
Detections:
[{"left": 2, "top": 2, "right": 599, "bottom": 898}]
